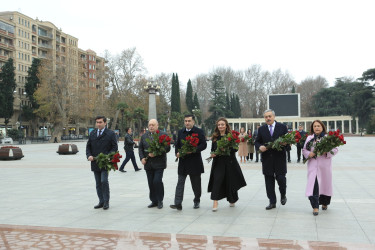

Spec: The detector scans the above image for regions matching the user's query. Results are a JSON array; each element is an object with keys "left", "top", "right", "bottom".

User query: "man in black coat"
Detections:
[
  {"left": 170, "top": 115, "right": 207, "bottom": 210},
  {"left": 296, "top": 125, "right": 307, "bottom": 163},
  {"left": 139, "top": 119, "right": 171, "bottom": 209},
  {"left": 255, "top": 109, "right": 288, "bottom": 210},
  {"left": 86, "top": 116, "right": 118, "bottom": 210}
]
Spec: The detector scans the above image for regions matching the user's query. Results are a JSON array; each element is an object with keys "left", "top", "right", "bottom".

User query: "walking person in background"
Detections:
[
  {"left": 296, "top": 125, "right": 307, "bottom": 163},
  {"left": 119, "top": 128, "right": 142, "bottom": 173},
  {"left": 238, "top": 127, "right": 248, "bottom": 163},
  {"left": 303, "top": 120, "right": 338, "bottom": 216},
  {"left": 246, "top": 128, "right": 254, "bottom": 162},
  {"left": 208, "top": 118, "right": 247, "bottom": 211},
  {"left": 86, "top": 116, "right": 118, "bottom": 210},
  {"left": 255, "top": 109, "right": 288, "bottom": 210}
]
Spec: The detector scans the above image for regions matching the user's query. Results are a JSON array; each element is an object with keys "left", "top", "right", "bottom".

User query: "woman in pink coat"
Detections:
[{"left": 303, "top": 120, "right": 338, "bottom": 216}]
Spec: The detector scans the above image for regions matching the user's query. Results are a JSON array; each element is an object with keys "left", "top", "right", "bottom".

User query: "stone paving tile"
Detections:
[{"left": 0, "top": 137, "right": 375, "bottom": 247}]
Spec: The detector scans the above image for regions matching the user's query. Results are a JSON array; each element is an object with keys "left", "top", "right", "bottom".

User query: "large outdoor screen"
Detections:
[{"left": 268, "top": 94, "right": 300, "bottom": 117}]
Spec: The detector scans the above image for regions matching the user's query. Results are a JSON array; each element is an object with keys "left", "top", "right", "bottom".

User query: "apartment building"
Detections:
[{"left": 0, "top": 11, "right": 106, "bottom": 137}]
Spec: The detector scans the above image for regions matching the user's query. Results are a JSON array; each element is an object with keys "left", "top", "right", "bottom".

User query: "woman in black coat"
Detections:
[{"left": 208, "top": 117, "right": 247, "bottom": 211}]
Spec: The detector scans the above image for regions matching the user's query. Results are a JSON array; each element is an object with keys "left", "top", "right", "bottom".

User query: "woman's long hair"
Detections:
[{"left": 212, "top": 117, "right": 231, "bottom": 142}]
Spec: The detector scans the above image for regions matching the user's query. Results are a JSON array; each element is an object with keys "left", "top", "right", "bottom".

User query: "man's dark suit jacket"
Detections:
[
  {"left": 175, "top": 126, "right": 207, "bottom": 175},
  {"left": 255, "top": 122, "right": 288, "bottom": 176},
  {"left": 138, "top": 131, "right": 171, "bottom": 170},
  {"left": 86, "top": 128, "right": 118, "bottom": 172}
]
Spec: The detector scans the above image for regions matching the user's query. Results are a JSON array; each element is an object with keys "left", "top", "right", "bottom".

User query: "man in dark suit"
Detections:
[
  {"left": 296, "top": 125, "right": 307, "bottom": 163},
  {"left": 255, "top": 109, "right": 288, "bottom": 210},
  {"left": 170, "top": 114, "right": 207, "bottom": 210},
  {"left": 139, "top": 119, "right": 171, "bottom": 209},
  {"left": 86, "top": 116, "right": 118, "bottom": 210}
]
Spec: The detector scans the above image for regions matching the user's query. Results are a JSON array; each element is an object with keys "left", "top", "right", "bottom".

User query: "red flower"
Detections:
[
  {"left": 156, "top": 130, "right": 160, "bottom": 134},
  {"left": 329, "top": 131, "right": 334, "bottom": 136},
  {"left": 241, "top": 138, "right": 245, "bottom": 142},
  {"left": 235, "top": 139, "right": 240, "bottom": 143},
  {"left": 228, "top": 137, "right": 232, "bottom": 141},
  {"left": 295, "top": 139, "right": 300, "bottom": 143},
  {"left": 192, "top": 133, "right": 198, "bottom": 137}
]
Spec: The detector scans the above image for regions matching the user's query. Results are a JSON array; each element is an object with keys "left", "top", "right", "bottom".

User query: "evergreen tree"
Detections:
[
  {"left": 185, "top": 79, "right": 193, "bottom": 112},
  {"left": 291, "top": 85, "right": 296, "bottom": 93},
  {"left": 193, "top": 93, "right": 200, "bottom": 109},
  {"left": 205, "top": 75, "right": 227, "bottom": 130},
  {"left": 230, "top": 93, "right": 236, "bottom": 116},
  {"left": 171, "top": 73, "right": 177, "bottom": 112},
  {"left": 175, "top": 73, "right": 181, "bottom": 113},
  {"left": 225, "top": 92, "right": 234, "bottom": 118},
  {"left": 25, "top": 58, "right": 41, "bottom": 108},
  {"left": 235, "top": 94, "right": 241, "bottom": 117},
  {"left": 0, "top": 58, "right": 16, "bottom": 129}
]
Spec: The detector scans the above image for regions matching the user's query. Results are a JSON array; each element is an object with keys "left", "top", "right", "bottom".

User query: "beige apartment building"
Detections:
[{"left": 0, "top": 11, "right": 106, "bottom": 138}]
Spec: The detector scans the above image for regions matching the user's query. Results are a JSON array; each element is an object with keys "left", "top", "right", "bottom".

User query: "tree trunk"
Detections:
[{"left": 110, "top": 110, "right": 120, "bottom": 130}]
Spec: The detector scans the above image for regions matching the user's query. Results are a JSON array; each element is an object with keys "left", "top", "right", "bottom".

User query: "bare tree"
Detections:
[{"left": 296, "top": 76, "right": 328, "bottom": 116}]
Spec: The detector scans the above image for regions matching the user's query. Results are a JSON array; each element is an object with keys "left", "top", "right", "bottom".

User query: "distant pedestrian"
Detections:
[
  {"left": 119, "top": 128, "right": 142, "bottom": 172},
  {"left": 238, "top": 127, "right": 248, "bottom": 163},
  {"left": 296, "top": 125, "right": 307, "bottom": 163},
  {"left": 246, "top": 128, "right": 254, "bottom": 161}
]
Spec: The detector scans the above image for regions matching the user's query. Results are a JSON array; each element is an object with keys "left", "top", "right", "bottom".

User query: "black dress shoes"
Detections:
[
  {"left": 170, "top": 204, "right": 182, "bottom": 210},
  {"left": 193, "top": 202, "right": 200, "bottom": 209},
  {"left": 157, "top": 201, "right": 163, "bottom": 209},
  {"left": 313, "top": 208, "right": 319, "bottom": 216},
  {"left": 135, "top": 168, "right": 142, "bottom": 171},
  {"left": 265, "top": 203, "right": 276, "bottom": 210},
  {"left": 148, "top": 203, "right": 158, "bottom": 208},
  {"left": 322, "top": 205, "right": 328, "bottom": 210},
  {"left": 281, "top": 196, "right": 287, "bottom": 205},
  {"left": 119, "top": 169, "right": 126, "bottom": 172},
  {"left": 103, "top": 202, "right": 109, "bottom": 210},
  {"left": 94, "top": 203, "right": 104, "bottom": 209}
]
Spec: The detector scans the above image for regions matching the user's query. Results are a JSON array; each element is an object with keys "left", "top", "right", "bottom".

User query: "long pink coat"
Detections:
[{"left": 302, "top": 135, "right": 338, "bottom": 197}]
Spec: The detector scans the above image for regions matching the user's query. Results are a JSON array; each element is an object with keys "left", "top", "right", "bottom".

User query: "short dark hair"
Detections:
[
  {"left": 95, "top": 116, "right": 106, "bottom": 122},
  {"left": 125, "top": 127, "right": 131, "bottom": 133},
  {"left": 184, "top": 114, "right": 195, "bottom": 121},
  {"left": 310, "top": 120, "right": 327, "bottom": 134}
]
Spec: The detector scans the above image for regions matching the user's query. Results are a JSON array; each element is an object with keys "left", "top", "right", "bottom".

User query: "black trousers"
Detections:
[
  {"left": 264, "top": 174, "right": 286, "bottom": 204},
  {"left": 286, "top": 150, "right": 291, "bottom": 161},
  {"left": 119, "top": 151, "right": 139, "bottom": 171},
  {"left": 296, "top": 144, "right": 306, "bottom": 161},
  {"left": 246, "top": 153, "right": 254, "bottom": 161},
  {"left": 174, "top": 174, "right": 201, "bottom": 205},
  {"left": 309, "top": 177, "right": 331, "bottom": 208},
  {"left": 146, "top": 169, "right": 164, "bottom": 203}
]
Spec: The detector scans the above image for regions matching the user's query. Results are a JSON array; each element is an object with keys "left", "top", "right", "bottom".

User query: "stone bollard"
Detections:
[
  {"left": 57, "top": 144, "right": 79, "bottom": 155},
  {"left": 0, "top": 146, "right": 24, "bottom": 160}
]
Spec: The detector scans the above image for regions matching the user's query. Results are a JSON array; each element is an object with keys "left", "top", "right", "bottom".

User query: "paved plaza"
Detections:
[{"left": 0, "top": 136, "right": 375, "bottom": 249}]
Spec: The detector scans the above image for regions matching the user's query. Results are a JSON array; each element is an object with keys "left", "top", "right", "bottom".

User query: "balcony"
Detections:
[
  {"left": 0, "top": 42, "right": 15, "bottom": 51},
  {"left": 0, "top": 29, "right": 14, "bottom": 39},
  {"left": 38, "top": 32, "right": 53, "bottom": 39},
  {"left": 0, "top": 54, "right": 13, "bottom": 62},
  {"left": 38, "top": 43, "right": 52, "bottom": 49}
]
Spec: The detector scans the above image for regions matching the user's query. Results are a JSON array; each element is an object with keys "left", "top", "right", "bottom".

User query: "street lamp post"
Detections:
[{"left": 144, "top": 79, "right": 160, "bottom": 120}]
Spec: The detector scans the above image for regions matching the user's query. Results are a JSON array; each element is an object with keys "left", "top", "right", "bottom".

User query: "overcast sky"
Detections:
[{"left": 3, "top": 0, "right": 375, "bottom": 86}]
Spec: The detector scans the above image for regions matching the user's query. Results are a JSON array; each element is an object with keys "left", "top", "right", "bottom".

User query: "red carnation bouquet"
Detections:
[
  {"left": 95, "top": 151, "right": 122, "bottom": 172},
  {"left": 303, "top": 129, "right": 346, "bottom": 164},
  {"left": 176, "top": 133, "right": 200, "bottom": 162},
  {"left": 206, "top": 130, "right": 240, "bottom": 163},
  {"left": 145, "top": 130, "right": 171, "bottom": 160},
  {"left": 259, "top": 131, "right": 300, "bottom": 152},
  {"left": 245, "top": 134, "right": 254, "bottom": 144}
]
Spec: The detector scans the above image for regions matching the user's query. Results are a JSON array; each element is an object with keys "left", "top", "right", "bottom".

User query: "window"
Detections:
[
  {"left": 18, "top": 52, "right": 20, "bottom": 58},
  {"left": 22, "top": 19, "right": 24, "bottom": 25},
  {"left": 19, "top": 41, "right": 20, "bottom": 47},
  {"left": 19, "top": 17, "right": 20, "bottom": 24}
]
